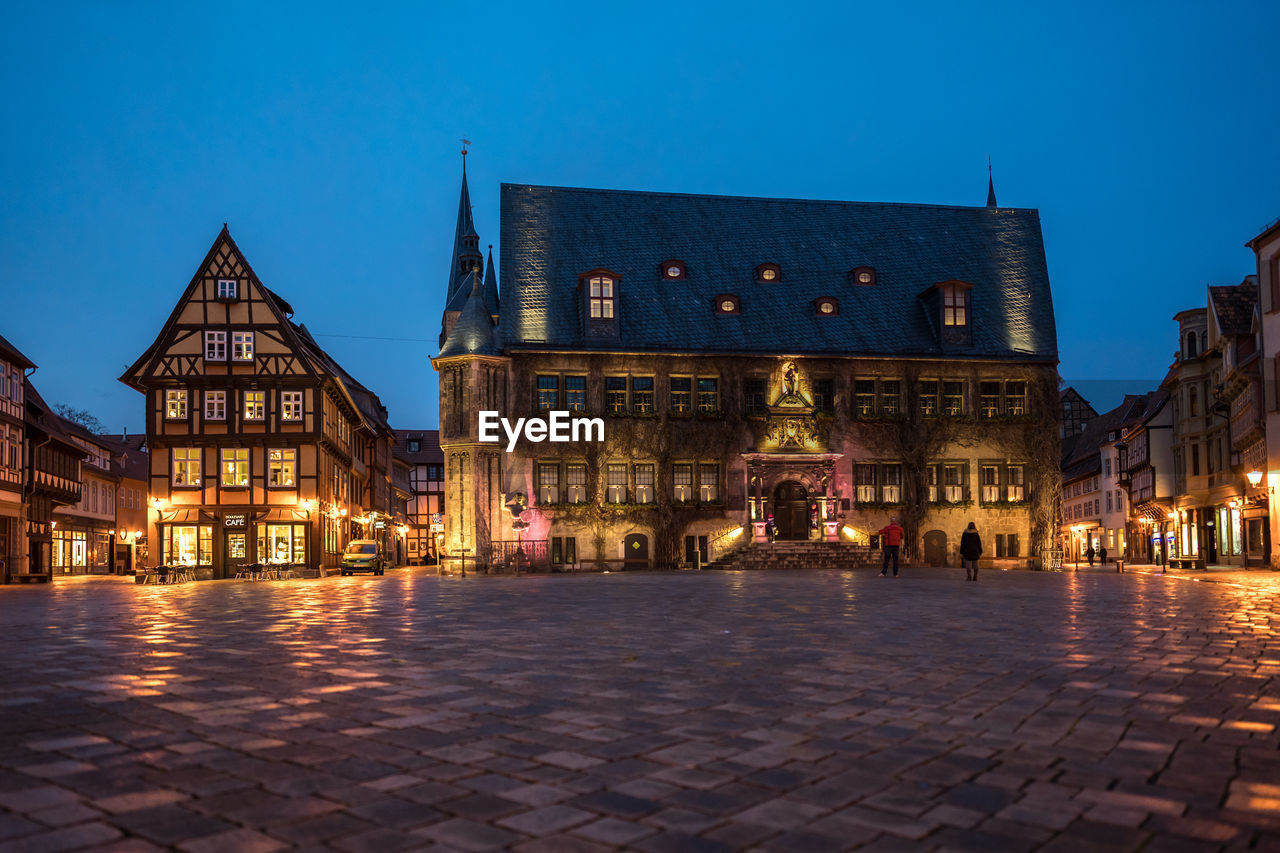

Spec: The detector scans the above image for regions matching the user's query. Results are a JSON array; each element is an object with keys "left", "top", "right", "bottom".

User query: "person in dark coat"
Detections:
[
  {"left": 1099, "top": 544, "right": 1108, "bottom": 566},
  {"left": 959, "top": 522, "right": 982, "bottom": 581},
  {"left": 1086, "top": 545, "right": 1095, "bottom": 566}
]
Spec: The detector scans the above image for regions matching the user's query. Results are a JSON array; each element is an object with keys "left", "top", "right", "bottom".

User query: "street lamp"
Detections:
[{"left": 1246, "top": 469, "right": 1264, "bottom": 488}]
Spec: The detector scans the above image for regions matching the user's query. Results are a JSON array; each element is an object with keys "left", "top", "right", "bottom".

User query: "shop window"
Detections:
[{"left": 257, "top": 523, "right": 306, "bottom": 565}]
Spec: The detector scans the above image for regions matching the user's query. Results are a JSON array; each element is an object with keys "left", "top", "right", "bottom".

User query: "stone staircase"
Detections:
[{"left": 706, "top": 540, "right": 898, "bottom": 571}]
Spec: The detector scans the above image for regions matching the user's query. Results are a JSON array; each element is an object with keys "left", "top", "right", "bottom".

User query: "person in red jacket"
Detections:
[{"left": 879, "top": 518, "right": 905, "bottom": 577}]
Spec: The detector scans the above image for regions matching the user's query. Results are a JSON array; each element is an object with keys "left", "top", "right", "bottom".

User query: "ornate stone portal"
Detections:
[{"left": 744, "top": 360, "right": 843, "bottom": 540}]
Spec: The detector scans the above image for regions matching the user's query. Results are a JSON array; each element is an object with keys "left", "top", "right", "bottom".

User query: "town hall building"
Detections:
[{"left": 434, "top": 165, "right": 1061, "bottom": 570}]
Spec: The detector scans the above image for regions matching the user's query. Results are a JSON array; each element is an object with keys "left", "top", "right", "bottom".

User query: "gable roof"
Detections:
[
  {"left": 1061, "top": 393, "right": 1152, "bottom": 470},
  {"left": 1209, "top": 278, "right": 1258, "bottom": 337},
  {"left": 499, "top": 184, "right": 1057, "bottom": 360},
  {"left": 393, "top": 429, "right": 443, "bottom": 465}
]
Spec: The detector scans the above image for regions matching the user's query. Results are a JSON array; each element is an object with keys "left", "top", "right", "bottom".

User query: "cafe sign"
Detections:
[{"left": 224, "top": 513, "right": 248, "bottom": 529}]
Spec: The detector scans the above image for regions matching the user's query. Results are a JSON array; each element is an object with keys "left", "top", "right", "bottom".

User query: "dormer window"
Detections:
[
  {"left": 756, "top": 263, "right": 781, "bottom": 283},
  {"left": 661, "top": 260, "right": 686, "bottom": 280},
  {"left": 714, "top": 294, "right": 741, "bottom": 314},
  {"left": 851, "top": 266, "right": 876, "bottom": 286},
  {"left": 216, "top": 279, "right": 238, "bottom": 301},
  {"left": 941, "top": 282, "right": 971, "bottom": 327},
  {"left": 815, "top": 297, "right": 839, "bottom": 316},
  {"left": 588, "top": 275, "right": 615, "bottom": 318}
]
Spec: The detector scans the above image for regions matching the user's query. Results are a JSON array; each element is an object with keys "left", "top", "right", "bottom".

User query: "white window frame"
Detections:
[
  {"left": 204, "top": 331, "right": 227, "bottom": 361},
  {"left": 243, "top": 390, "right": 265, "bottom": 421},
  {"left": 204, "top": 390, "right": 226, "bottom": 421},
  {"left": 165, "top": 390, "right": 188, "bottom": 420},
  {"left": 268, "top": 448, "right": 296, "bottom": 488},
  {"left": 172, "top": 448, "right": 201, "bottom": 487},
  {"left": 217, "top": 279, "right": 238, "bottom": 300},
  {"left": 220, "top": 448, "right": 249, "bottom": 488},
  {"left": 281, "top": 391, "right": 303, "bottom": 422},
  {"left": 232, "top": 332, "right": 254, "bottom": 362}
]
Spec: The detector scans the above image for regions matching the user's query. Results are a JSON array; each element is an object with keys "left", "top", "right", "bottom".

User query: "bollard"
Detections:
[{"left": 1115, "top": 559, "right": 1124, "bottom": 574}]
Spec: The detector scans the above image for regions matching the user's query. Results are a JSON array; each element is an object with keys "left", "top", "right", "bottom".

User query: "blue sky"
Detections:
[{"left": 3, "top": 1, "right": 1277, "bottom": 430}]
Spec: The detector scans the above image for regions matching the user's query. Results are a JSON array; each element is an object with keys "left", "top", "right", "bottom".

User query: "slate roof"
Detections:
[
  {"left": 392, "top": 429, "right": 443, "bottom": 465},
  {"left": 1061, "top": 392, "right": 1154, "bottom": 481},
  {"left": 439, "top": 274, "right": 501, "bottom": 358},
  {"left": 1209, "top": 278, "right": 1258, "bottom": 337},
  {"left": 482, "top": 245, "right": 500, "bottom": 318},
  {"left": 96, "top": 433, "right": 150, "bottom": 482},
  {"left": 499, "top": 184, "right": 1057, "bottom": 359}
]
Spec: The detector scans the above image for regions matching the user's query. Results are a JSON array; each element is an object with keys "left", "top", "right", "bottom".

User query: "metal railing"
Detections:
[{"left": 487, "top": 540, "right": 550, "bottom": 573}]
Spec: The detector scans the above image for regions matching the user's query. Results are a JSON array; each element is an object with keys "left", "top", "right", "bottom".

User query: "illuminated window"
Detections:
[
  {"left": 855, "top": 464, "right": 877, "bottom": 503},
  {"left": 589, "top": 275, "right": 614, "bottom": 319},
  {"left": 172, "top": 448, "right": 201, "bottom": 487},
  {"left": 881, "top": 380, "right": 900, "bottom": 415},
  {"left": 221, "top": 448, "right": 249, "bottom": 487},
  {"left": 268, "top": 448, "right": 296, "bottom": 487},
  {"left": 942, "top": 381, "right": 966, "bottom": 415},
  {"left": 1007, "top": 465, "right": 1025, "bottom": 501},
  {"left": 715, "top": 294, "right": 740, "bottom": 314},
  {"left": 881, "top": 464, "right": 902, "bottom": 503},
  {"left": 635, "top": 464, "right": 655, "bottom": 503},
  {"left": 216, "top": 279, "right": 238, "bottom": 300},
  {"left": 816, "top": 298, "right": 838, "bottom": 315},
  {"left": 855, "top": 380, "right": 876, "bottom": 417},
  {"left": 942, "top": 464, "right": 965, "bottom": 502},
  {"left": 851, "top": 267, "right": 876, "bottom": 286},
  {"left": 606, "top": 376, "right": 627, "bottom": 414},
  {"left": 631, "top": 377, "right": 654, "bottom": 414},
  {"left": 697, "top": 378, "right": 719, "bottom": 413},
  {"left": 606, "top": 463, "right": 628, "bottom": 503},
  {"left": 536, "top": 375, "right": 559, "bottom": 411},
  {"left": 166, "top": 390, "right": 188, "bottom": 420},
  {"left": 565, "top": 376, "right": 586, "bottom": 412},
  {"left": 1005, "top": 381, "right": 1026, "bottom": 415},
  {"left": 662, "top": 260, "right": 686, "bottom": 280},
  {"left": 756, "top": 263, "right": 780, "bottom": 283},
  {"left": 942, "top": 284, "right": 969, "bottom": 327},
  {"left": 672, "top": 463, "right": 693, "bottom": 501},
  {"left": 980, "top": 465, "right": 1000, "bottom": 503},
  {"left": 205, "top": 390, "right": 226, "bottom": 421},
  {"left": 670, "top": 377, "right": 691, "bottom": 413},
  {"left": 232, "top": 332, "right": 254, "bottom": 361},
  {"left": 537, "top": 463, "right": 560, "bottom": 504},
  {"left": 919, "top": 381, "right": 938, "bottom": 416},
  {"left": 281, "top": 391, "right": 303, "bottom": 421},
  {"left": 980, "top": 381, "right": 1001, "bottom": 418},
  {"left": 699, "top": 463, "right": 719, "bottom": 502},
  {"left": 566, "top": 463, "right": 587, "bottom": 503},
  {"left": 205, "top": 331, "right": 227, "bottom": 361},
  {"left": 243, "top": 390, "right": 265, "bottom": 421}
]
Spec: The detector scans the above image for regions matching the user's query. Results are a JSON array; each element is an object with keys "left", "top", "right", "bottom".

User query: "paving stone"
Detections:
[{"left": 0, "top": 567, "right": 1275, "bottom": 851}]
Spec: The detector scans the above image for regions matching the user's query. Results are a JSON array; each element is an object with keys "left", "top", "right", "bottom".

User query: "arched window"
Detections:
[
  {"left": 1189, "top": 386, "right": 1198, "bottom": 416},
  {"left": 660, "top": 260, "right": 686, "bottom": 280},
  {"left": 1186, "top": 332, "right": 1198, "bottom": 358}
]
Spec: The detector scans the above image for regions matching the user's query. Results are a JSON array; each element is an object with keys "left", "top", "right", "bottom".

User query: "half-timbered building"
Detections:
[
  {"left": 394, "top": 428, "right": 445, "bottom": 564},
  {"left": 121, "top": 227, "right": 399, "bottom": 578},
  {"left": 0, "top": 335, "right": 31, "bottom": 582},
  {"left": 20, "top": 380, "right": 84, "bottom": 582}
]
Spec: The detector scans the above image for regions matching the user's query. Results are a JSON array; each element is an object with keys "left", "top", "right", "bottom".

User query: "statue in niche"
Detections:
[{"left": 783, "top": 362, "right": 799, "bottom": 397}]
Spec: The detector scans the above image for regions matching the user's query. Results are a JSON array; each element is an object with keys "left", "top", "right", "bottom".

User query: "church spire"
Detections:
[
  {"left": 986, "top": 156, "right": 998, "bottom": 208},
  {"left": 446, "top": 143, "right": 483, "bottom": 307},
  {"left": 482, "top": 244, "right": 499, "bottom": 320}
]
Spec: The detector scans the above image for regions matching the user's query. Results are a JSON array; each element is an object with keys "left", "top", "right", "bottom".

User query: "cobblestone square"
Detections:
[{"left": 1, "top": 567, "right": 1278, "bottom": 851}]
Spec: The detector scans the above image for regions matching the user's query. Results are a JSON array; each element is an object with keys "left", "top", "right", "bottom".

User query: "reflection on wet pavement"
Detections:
[{"left": 0, "top": 567, "right": 1277, "bottom": 850}]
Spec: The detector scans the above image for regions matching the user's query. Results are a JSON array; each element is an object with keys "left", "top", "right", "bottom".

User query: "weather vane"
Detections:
[{"left": 461, "top": 138, "right": 471, "bottom": 159}]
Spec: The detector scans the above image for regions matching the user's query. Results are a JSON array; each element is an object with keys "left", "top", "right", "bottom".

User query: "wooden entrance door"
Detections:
[
  {"left": 773, "top": 481, "right": 809, "bottom": 541},
  {"left": 923, "top": 529, "right": 948, "bottom": 566},
  {"left": 623, "top": 533, "right": 649, "bottom": 569}
]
